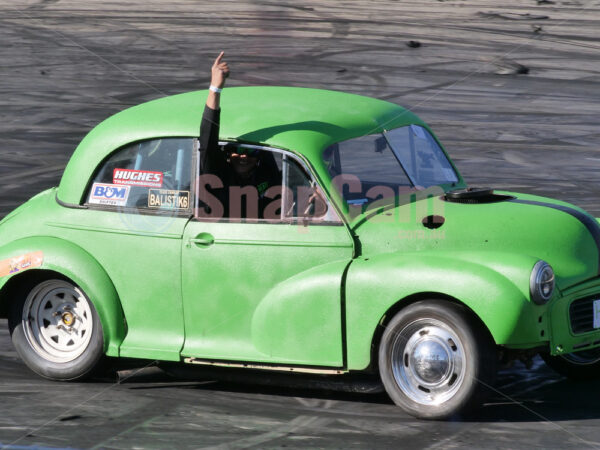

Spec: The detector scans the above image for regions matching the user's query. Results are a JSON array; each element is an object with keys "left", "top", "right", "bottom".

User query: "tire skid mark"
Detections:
[
  {"left": 0, "top": 164, "right": 65, "bottom": 184},
  {"left": 90, "top": 411, "right": 165, "bottom": 450},
  {"left": 202, "top": 415, "right": 332, "bottom": 450}
]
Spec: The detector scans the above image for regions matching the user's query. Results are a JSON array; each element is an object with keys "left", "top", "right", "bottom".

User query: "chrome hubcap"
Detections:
[
  {"left": 391, "top": 318, "right": 466, "bottom": 405},
  {"left": 410, "top": 340, "right": 451, "bottom": 384},
  {"left": 22, "top": 280, "right": 93, "bottom": 363}
]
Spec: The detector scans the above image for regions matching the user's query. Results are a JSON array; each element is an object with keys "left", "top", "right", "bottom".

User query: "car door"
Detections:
[{"left": 181, "top": 145, "right": 354, "bottom": 367}]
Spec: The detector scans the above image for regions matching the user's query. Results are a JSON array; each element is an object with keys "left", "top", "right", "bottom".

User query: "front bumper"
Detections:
[{"left": 549, "top": 278, "right": 600, "bottom": 356}]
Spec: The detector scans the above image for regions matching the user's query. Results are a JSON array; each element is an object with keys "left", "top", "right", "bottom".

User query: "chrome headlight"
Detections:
[{"left": 530, "top": 260, "right": 555, "bottom": 305}]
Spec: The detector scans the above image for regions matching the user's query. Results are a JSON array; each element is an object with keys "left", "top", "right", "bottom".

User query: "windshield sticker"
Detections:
[
  {"left": 148, "top": 189, "right": 190, "bottom": 210},
  {"left": 89, "top": 183, "right": 130, "bottom": 206},
  {"left": 0, "top": 251, "right": 43, "bottom": 278},
  {"left": 113, "top": 169, "right": 163, "bottom": 188}
]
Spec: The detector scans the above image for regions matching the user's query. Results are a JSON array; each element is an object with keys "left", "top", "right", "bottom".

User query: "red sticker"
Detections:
[
  {"left": 113, "top": 169, "right": 163, "bottom": 188},
  {"left": 0, "top": 251, "right": 43, "bottom": 278}
]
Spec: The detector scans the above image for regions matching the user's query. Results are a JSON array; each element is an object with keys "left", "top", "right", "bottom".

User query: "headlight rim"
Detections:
[{"left": 530, "top": 260, "right": 555, "bottom": 305}]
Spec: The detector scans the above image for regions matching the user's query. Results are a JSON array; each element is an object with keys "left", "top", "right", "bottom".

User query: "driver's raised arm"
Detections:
[{"left": 200, "top": 51, "right": 229, "bottom": 172}]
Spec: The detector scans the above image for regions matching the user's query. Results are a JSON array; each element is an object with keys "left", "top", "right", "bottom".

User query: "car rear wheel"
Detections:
[
  {"left": 542, "top": 349, "right": 600, "bottom": 380},
  {"left": 9, "top": 279, "right": 104, "bottom": 381},
  {"left": 378, "top": 300, "right": 497, "bottom": 419}
]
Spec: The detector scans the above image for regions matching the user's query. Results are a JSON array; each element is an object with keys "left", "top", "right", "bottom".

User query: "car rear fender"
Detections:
[
  {"left": 0, "top": 236, "right": 125, "bottom": 357},
  {"left": 345, "top": 251, "right": 545, "bottom": 370}
]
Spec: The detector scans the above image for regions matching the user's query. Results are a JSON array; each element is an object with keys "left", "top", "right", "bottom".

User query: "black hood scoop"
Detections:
[{"left": 443, "top": 187, "right": 514, "bottom": 204}]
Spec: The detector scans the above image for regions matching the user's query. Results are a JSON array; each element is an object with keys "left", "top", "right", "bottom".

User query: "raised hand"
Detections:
[{"left": 211, "top": 51, "right": 229, "bottom": 89}]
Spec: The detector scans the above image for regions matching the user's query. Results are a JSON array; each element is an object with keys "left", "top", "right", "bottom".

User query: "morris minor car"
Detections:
[{"left": 1, "top": 87, "right": 599, "bottom": 419}]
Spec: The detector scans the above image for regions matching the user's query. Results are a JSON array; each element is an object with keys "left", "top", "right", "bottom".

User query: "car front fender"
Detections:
[
  {"left": 345, "top": 251, "right": 546, "bottom": 370},
  {"left": 0, "top": 236, "right": 125, "bottom": 357},
  {"left": 250, "top": 259, "right": 350, "bottom": 367}
]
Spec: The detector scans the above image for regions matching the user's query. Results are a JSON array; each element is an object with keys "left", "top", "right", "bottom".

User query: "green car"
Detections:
[{"left": 1, "top": 87, "right": 599, "bottom": 419}]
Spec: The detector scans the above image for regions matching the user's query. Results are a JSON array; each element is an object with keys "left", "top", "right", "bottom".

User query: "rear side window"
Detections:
[{"left": 86, "top": 138, "right": 194, "bottom": 213}]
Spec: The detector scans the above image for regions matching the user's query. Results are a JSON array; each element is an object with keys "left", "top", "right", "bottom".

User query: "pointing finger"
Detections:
[{"left": 213, "top": 51, "right": 225, "bottom": 66}]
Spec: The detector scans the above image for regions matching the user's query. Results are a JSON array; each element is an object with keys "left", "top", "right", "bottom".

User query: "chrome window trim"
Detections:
[{"left": 193, "top": 141, "right": 342, "bottom": 224}]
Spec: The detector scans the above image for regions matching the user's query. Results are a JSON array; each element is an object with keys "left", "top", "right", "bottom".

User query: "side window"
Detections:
[
  {"left": 86, "top": 138, "right": 194, "bottom": 214},
  {"left": 197, "top": 143, "right": 338, "bottom": 223}
]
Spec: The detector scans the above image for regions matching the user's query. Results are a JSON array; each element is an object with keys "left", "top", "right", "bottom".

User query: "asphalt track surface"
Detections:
[{"left": 0, "top": 0, "right": 599, "bottom": 448}]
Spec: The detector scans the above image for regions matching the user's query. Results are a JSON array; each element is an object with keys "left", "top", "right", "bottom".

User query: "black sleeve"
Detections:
[{"left": 199, "top": 105, "right": 227, "bottom": 175}]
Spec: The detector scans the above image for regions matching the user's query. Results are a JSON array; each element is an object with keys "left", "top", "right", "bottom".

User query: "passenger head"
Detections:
[{"left": 226, "top": 146, "right": 260, "bottom": 178}]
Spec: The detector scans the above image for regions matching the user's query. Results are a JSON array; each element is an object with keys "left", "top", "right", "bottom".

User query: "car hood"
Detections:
[{"left": 352, "top": 191, "right": 599, "bottom": 290}]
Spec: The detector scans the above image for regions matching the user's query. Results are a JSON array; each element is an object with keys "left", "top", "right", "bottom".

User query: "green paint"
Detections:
[{"left": 0, "top": 87, "right": 599, "bottom": 373}]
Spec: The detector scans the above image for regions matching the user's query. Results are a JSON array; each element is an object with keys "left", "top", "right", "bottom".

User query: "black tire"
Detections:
[
  {"left": 542, "top": 349, "right": 600, "bottom": 380},
  {"left": 8, "top": 279, "right": 104, "bottom": 381},
  {"left": 378, "top": 300, "right": 497, "bottom": 420}
]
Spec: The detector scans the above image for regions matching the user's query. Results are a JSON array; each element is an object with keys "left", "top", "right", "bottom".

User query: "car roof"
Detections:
[{"left": 57, "top": 86, "right": 425, "bottom": 204}]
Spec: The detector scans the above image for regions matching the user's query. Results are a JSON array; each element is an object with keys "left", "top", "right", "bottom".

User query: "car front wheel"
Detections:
[
  {"left": 378, "top": 300, "right": 497, "bottom": 419},
  {"left": 542, "top": 349, "right": 600, "bottom": 380},
  {"left": 9, "top": 279, "right": 104, "bottom": 381}
]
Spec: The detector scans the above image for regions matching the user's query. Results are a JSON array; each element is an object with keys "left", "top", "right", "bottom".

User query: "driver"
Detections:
[{"left": 199, "top": 52, "right": 280, "bottom": 219}]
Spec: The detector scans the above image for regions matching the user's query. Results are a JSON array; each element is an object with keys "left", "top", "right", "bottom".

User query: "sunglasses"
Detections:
[{"left": 226, "top": 147, "right": 260, "bottom": 157}]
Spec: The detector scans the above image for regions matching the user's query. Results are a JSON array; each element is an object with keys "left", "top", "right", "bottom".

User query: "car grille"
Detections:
[{"left": 569, "top": 296, "right": 600, "bottom": 334}]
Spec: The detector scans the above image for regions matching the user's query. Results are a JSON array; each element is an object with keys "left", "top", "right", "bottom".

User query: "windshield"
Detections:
[{"left": 323, "top": 125, "right": 458, "bottom": 207}]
